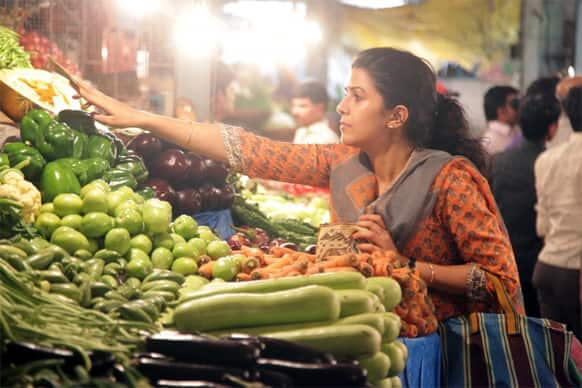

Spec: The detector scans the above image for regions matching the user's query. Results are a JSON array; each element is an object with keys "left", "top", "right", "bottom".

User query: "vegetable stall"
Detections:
[{"left": 0, "top": 24, "right": 441, "bottom": 388}]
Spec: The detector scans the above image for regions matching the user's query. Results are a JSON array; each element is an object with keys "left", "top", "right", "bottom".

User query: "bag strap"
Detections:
[{"left": 469, "top": 272, "right": 521, "bottom": 335}]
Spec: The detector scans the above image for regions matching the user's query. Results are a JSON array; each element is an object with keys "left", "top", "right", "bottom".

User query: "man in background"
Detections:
[
  {"left": 548, "top": 75, "right": 582, "bottom": 148},
  {"left": 490, "top": 91, "right": 561, "bottom": 317},
  {"left": 481, "top": 85, "right": 520, "bottom": 154},
  {"left": 533, "top": 85, "right": 582, "bottom": 339},
  {"left": 291, "top": 80, "right": 339, "bottom": 144}
]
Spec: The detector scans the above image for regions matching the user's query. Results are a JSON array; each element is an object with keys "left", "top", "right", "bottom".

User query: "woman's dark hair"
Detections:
[{"left": 352, "top": 47, "right": 489, "bottom": 175}]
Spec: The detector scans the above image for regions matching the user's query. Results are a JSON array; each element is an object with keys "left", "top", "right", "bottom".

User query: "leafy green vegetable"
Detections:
[{"left": 0, "top": 26, "right": 31, "bottom": 69}]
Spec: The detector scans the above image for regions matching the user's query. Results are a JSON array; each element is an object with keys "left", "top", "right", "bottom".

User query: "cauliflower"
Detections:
[{"left": 0, "top": 170, "right": 42, "bottom": 223}]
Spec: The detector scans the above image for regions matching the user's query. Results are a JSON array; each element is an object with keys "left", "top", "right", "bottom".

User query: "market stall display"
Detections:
[{"left": 0, "top": 64, "right": 417, "bottom": 386}]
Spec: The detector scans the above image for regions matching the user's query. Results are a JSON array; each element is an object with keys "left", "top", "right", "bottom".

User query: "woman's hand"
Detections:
[
  {"left": 353, "top": 214, "right": 397, "bottom": 253},
  {"left": 69, "top": 74, "right": 146, "bottom": 128}
]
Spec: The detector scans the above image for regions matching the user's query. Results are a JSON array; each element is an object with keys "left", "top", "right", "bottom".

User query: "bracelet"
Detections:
[{"left": 428, "top": 263, "right": 435, "bottom": 285}]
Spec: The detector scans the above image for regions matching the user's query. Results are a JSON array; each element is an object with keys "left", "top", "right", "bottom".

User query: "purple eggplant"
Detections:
[
  {"left": 127, "top": 133, "right": 163, "bottom": 161},
  {"left": 146, "top": 178, "right": 177, "bottom": 206},
  {"left": 154, "top": 149, "right": 189, "bottom": 185}
]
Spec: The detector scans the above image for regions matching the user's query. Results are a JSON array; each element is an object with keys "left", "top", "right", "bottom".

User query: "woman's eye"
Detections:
[{"left": 353, "top": 94, "right": 362, "bottom": 101}]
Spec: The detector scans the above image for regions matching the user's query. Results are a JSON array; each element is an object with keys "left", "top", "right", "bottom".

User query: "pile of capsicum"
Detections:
[{"left": 2, "top": 109, "right": 150, "bottom": 202}]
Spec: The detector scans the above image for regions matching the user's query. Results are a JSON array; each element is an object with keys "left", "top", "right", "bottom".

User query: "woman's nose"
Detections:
[{"left": 336, "top": 97, "right": 347, "bottom": 115}]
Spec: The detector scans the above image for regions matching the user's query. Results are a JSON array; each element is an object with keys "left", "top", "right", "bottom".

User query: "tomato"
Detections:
[
  {"left": 212, "top": 255, "right": 241, "bottom": 281},
  {"left": 206, "top": 240, "right": 231, "bottom": 260},
  {"left": 172, "top": 242, "right": 199, "bottom": 260},
  {"left": 188, "top": 237, "right": 207, "bottom": 256},
  {"left": 130, "top": 234, "right": 153, "bottom": 254},
  {"left": 82, "top": 188, "right": 109, "bottom": 214},
  {"left": 151, "top": 247, "right": 174, "bottom": 270},
  {"left": 126, "top": 254, "right": 153, "bottom": 280},
  {"left": 53, "top": 193, "right": 83, "bottom": 217},
  {"left": 153, "top": 233, "right": 174, "bottom": 250},
  {"left": 104, "top": 228, "right": 131, "bottom": 255},
  {"left": 115, "top": 209, "right": 143, "bottom": 236},
  {"left": 171, "top": 257, "right": 198, "bottom": 276},
  {"left": 35, "top": 212, "right": 61, "bottom": 239},
  {"left": 171, "top": 215, "right": 198, "bottom": 240},
  {"left": 50, "top": 227, "right": 90, "bottom": 255},
  {"left": 40, "top": 203, "right": 54, "bottom": 213},
  {"left": 60, "top": 214, "right": 82, "bottom": 230},
  {"left": 80, "top": 212, "right": 114, "bottom": 238}
]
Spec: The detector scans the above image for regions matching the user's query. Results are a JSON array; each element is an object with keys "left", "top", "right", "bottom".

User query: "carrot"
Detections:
[
  {"left": 305, "top": 265, "right": 324, "bottom": 275},
  {"left": 241, "top": 246, "right": 265, "bottom": 258},
  {"left": 198, "top": 261, "right": 215, "bottom": 279},
  {"left": 197, "top": 255, "right": 212, "bottom": 266},
  {"left": 317, "top": 254, "right": 358, "bottom": 268},
  {"left": 235, "top": 272, "right": 251, "bottom": 282},
  {"left": 358, "top": 262, "right": 375, "bottom": 277},
  {"left": 263, "top": 255, "right": 280, "bottom": 266},
  {"left": 270, "top": 268, "right": 302, "bottom": 278},
  {"left": 323, "top": 266, "right": 358, "bottom": 273},
  {"left": 270, "top": 246, "right": 298, "bottom": 257},
  {"left": 264, "top": 255, "right": 295, "bottom": 270},
  {"left": 241, "top": 256, "right": 260, "bottom": 274}
]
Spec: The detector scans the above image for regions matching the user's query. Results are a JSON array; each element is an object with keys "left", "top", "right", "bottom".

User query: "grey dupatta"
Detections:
[{"left": 330, "top": 148, "right": 453, "bottom": 251}]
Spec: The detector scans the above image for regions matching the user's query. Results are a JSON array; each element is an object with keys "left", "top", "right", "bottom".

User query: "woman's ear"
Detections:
[{"left": 386, "top": 105, "right": 409, "bottom": 129}]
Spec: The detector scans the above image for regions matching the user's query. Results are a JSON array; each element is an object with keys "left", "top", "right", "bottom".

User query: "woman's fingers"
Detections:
[
  {"left": 357, "top": 243, "right": 381, "bottom": 253},
  {"left": 358, "top": 214, "right": 386, "bottom": 229}
]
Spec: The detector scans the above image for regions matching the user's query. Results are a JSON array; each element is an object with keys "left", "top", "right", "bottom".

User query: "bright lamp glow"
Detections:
[
  {"left": 221, "top": 1, "right": 322, "bottom": 67},
  {"left": 339, "top": 0, "right": 406, "bottom": 9},
  {"left": 568, "top": 65, "right": 575, "bottom": 77},
  {"left": 115, "top": 0, "right": 161, "bottom": 18},
  {"left": 174, "top": 3, "right": 221, "bottom": 58}
]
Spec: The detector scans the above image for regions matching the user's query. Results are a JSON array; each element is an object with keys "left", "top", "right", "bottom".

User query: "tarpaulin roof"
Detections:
[{"left": 340, "top": 0, "right": 520, "bottom": 68}]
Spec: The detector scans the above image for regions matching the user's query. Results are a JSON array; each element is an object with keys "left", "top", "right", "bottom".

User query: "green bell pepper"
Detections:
[
  {"left": 2, "top": 142, "right": 46, "bottom": 181},
  {"left": 0, "top": 153, "right": 9, "bottom": 168},
  {"left": 87, "top": 135, "right": 116, "bottom": 165},
  {"left": 40, "top": 160, "right": 81, "bottom": 202},
  {"left": 20, "top": 109, "right": 86, "bottom": 161},
  {"left": 83, "top": 158, "right": 110, "bottom": 184},
  {"left": 115, "top": 150, "right": 149, "bottom": 183},
  {"left": 103, "top": 168, "right": 138, "bottom": 190},
  {"left": 20, "top": 109, "right": 53, "bottom": 156},
  {"left": 54, "top": 157, "right": 110, "bottom": 186}
]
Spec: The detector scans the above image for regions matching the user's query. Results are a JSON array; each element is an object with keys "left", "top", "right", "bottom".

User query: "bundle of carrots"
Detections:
[
  {"left": 391, "top": 268, "right": 438, "bottom": 337},
  {"left": 198, "top": 246, "right": 438, "bottom": 337},
  {"left": 212, "top": 246, "right": 413, "bottom": 281}
]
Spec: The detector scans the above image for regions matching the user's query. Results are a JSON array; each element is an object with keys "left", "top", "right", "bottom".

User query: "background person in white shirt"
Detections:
[
  {"left": 533, "top": 85, "right": 582, "bottom": 339},
  {"left": 291, "top": 80, "right": 339, "bottom": 145},
  {"left": 481, "top": 85, "right": 520, "bottom": 154},
  {"left": 547, "top": 75, "right": 582, "bottom": 148}
]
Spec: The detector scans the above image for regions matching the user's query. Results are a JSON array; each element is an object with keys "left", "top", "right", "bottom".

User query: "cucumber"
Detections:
[
  {"left": 37, "top": 269, "right": 69, "bottom": 284},
  {"left": 382, "top": 313, "right": 402, "bottom": 343},
  {"left": 393, "top": 340, "right": 408, "bottom": 362},
  {"left": 267, "top": 324, "right": 381, "bottom": 358},
  {"left": 373, "top": 377, "right": 402, "bottom": 388},
  {"left": 358, "top": 352, "right": 391, "bottom": 382},
  {"left": 336, "top": 289, "right": 378, "bottom": 317},
  {"left": 208, "top": 321, "right": 334, "bottom": 337},
  {"left": 125, "top": 277, "right": 141, "bottom": 289},
  {"left": 141, "top": 280, "right": 180, "bottom": 293},
  {"left": 100, "top": 274, "right": 119, "bottom": 289},
  {"left": 337, "top": 313, "right": 385, "bottom": 335},
  {"left": 25, "top": 251, "right": 56, "bottom": 270},
  {"left": 175, "top": 285, "right": 340, "bottom": 333},
  {"left": 94, "top": 299, "right": 123, "bottom": 313},
  {"left": 10, "top": 238, "right": 36, "bottom": 255},
  {"left": 0, "top": 244, "right": 27, "bottom": 260},
  {"left": 381, "top": 342, "right": 406, "bottom": 377},
  {"left": 73, "top": 249, "right": 93, "bottom": 261},
  {"left": 119, "top": 301, "right": 153, "bottom": 323},
  {"left": 366, "top": 283, "right": 386, "bottom": 305},
  {"left": 142, "top": 290, "right": 177, "bottom": 302},
  {"left": 4, "top": 253, "right": 32, "bottom": 272},
  {"left": 104, "top": 290, "right": 128, "bottom": 302},
  {"left": 180, "top": 272, "right": 365, "bottom": 302},
  {"left": 49, "top": 283, "right": 82, "bottom": 303},
  {"left": 103, "top": 262, "right": 122, "bottom": 276},
  {"left": 90, "top": 281, "right": 112, "bottom": 297},
  {"left": 143, "top": 270, "right": 185, "bottom": 285},
  {"left": 366, "top": 277, "right": 402, "bottom": 311},
  {"left": 93, "top": 249, "right": 122, "bottom": 263}
]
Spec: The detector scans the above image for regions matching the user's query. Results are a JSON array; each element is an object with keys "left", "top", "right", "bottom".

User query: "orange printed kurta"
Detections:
[{"left": 229, "top": 127, "right": 523, "bottom": 320}]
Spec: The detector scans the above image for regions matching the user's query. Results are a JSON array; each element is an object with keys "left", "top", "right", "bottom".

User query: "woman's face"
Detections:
[{"left": 336, "top": 68, "right": 391, "bottom": 150}]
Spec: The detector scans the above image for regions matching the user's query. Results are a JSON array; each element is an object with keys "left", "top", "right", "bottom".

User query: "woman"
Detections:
[{"left": 72, "top": 47, "right": 523, "bottom": 321}]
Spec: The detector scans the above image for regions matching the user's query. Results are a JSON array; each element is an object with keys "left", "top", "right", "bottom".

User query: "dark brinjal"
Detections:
[
  {"left": 146, "top": 331, "right": 261, "bottom": 367},
  {"left": 135, "top": 357, "right": 256, "bottom": 383},
  {"left": 155, "top": 149, "right": 190, "bottom": 185},
  {"left": 223, "top": 334, "right": 335, "bottom": 364},
  {"left": 145, "top": 177, "right": 177, "bottom": 206},
  {"left": 256, "top": 358, "right": 367, "bottom": 387},
  {"left": 127, "top": 132, "right": 163, "bottom": 161}
]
